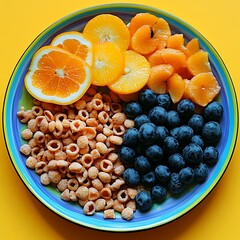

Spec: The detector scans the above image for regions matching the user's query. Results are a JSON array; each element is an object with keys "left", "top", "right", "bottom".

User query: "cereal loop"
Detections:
[
  {"left": 81, "top": 154, "right": 93, "bottom": 168},
  {"left": 70, "top": 120, "right": 86, "bottom": 132},
  {"left": 78, "top": 110, "right": 89, "bottom": 121},
  {"left": 98, "top": 111, "right": 109, "bottom": 124},
  {"left": 66, "top": 143, "right": 79, "bottom": 157},
  {"left": 100, "top": 159, "right": 113, "bottom": 173},
  {"left": 46, "top": 139, "right": 62, "bottom": 152},
  {"left": 100, "top": 187, "right": 112, "bottom": 199},
  {"left": 92, "top": 98, "right": 103, "bottom": 111},
  {"left": 83, "top": 201, "right": 95, "bottom": 216},
  {"left": 82, "top": 127, "right": 96, "bottom": 139}
]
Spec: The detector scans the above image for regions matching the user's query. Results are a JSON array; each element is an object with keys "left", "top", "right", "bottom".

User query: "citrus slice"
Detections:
[
  {"left": 186, "top": 72, "right": 221, "bottom": 106},
  {"left": 83, "top": 14, "right": 130, "bottom": 51},
  {"left": 147, "top": 64, "right": 174, "bottom": 94},
  {"left": 148, "top": 48, "right": 187, "bottom": 70},
  {"left": 131, "top": 25, "right": 159, "bottom": 55},
  {"left": 108, "top": 50, "right": 150, "bottom": 94},
  {"left": 24, "top": 46, "right": 91, "bottom": 105},
  {"left": 186, "top": 38, "right": 200, "bottom": 56},
  {"left": 91, "top": 42, "right": 124, "bottom": 86},
  {"left": 129, "top": 13, "right": 159, "bottom": 36},
  {"left": 167, "top": 73, "right": 186, "bottom": 103},
  {"left": 187, "top": 50, "right": 212, "bottom": 76},
  {"left": 50, "top": 31, "right": 93, "bottom": 66}
]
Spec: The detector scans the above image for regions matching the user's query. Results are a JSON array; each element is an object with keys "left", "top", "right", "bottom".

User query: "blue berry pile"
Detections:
[{"left": 120, "top": 89, "right": 223, "bottom": 212}]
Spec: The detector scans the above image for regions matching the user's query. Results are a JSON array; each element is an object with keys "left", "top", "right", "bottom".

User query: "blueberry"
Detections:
[
  {"left": 188, "top": 114, "right": 204, "bottom": 133},
  {"left": 138, "top": 89, "right": 157, "bottom": 109},
  {"left": 134, "top": 114, "right": 150, "bottom": 128},
  {"left": 151, "top": 185, "right": 167, "bottom": 203},
  {"left": 156, "top": 93, "right": 172, "bottom": 110},
  {"left": 138, "top": 122, "right": 157, "bottom": 145},
  {"left": 145, "top": 144, "right": 164, "bottom": 164},
  {"left": 170, "top": 127, "right": 180, "bottom": 138},
  {"left": 167, "top": 110, "right": 181, "bottom": 128},
  {"left": 155, "top": 126, "right": 169, "bottom": 145},
  {"left": 177, "top": 99, "right": 195, "bottom": 120},
  {"left": 203, "top": 101, "right": 223, "bottom": 122},
  {"left": 148, "top": 106, "right": 168, "bottom": 125},
  {"left": 191, "top": 135, "right": 205, "bottom": 148},
  {"left": 202, "top": 121, "right": 222, "bottom": 145},
  {"left": 182, "top": 143, "right": 203, "bottom": 166},
  {"left": 141, "top": 171, "right": 156, "bottom": 187},
  {"left": 203, "top": 146, "right": 219, "bottom": 166},
  {"left": 135, "top": 191, "right": 153, "bottom": 212},
  {"left": 179, "top": 167, "right": 195, "bottom": 184},
  {"left": 134, "top": 155, "right": 152, "bottom": 175},
  {"left": 163, "top": 136, "right": 179, "bottom": 154},
  {"left": 123, "top": 128, "right": 139, "bottom": 146},
  {"left": 124, "top": 101, "right": 143, "bottom": 119},
  {"left": 123, "top": 168, "right": 140, "bottom": 187},
  {"left": 155, "top": 165, "right": 171, "bottom": 183},
  {"left": 168, "top": 153, "right": 185, "bottom": 171},
  {"left": 177, "top": 125, "right": 194, "bottom": 145},
  {"left": 194, "top": 162, "right": 209, "bottom": 183},
  {"left": 118, "top": 146, "right": 136, "bottom": 164},
  {"left": 168, "top": 173, "right": 185, "bottom": 194}
]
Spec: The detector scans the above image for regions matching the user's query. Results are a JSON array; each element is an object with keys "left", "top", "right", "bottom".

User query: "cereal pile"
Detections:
[{"left": 17, "top": 87, "right": 137, "bottom": 220}]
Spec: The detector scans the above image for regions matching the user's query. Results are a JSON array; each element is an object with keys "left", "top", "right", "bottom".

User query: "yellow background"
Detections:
[{"left": 1, "top": 0, "right": 239, "bottom": 239}]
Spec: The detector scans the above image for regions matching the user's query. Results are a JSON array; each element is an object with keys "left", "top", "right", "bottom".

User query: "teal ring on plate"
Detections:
[{"left": 3, "top": 3, "right": 238, "bottom": 232}]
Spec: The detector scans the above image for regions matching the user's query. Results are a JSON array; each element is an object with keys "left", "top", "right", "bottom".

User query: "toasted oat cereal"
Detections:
[
  {"left": 121, "top": 207, "right": 134, "bottom": 221},
  {"left": 17, "top": 89, "right": 137, "bottom": 221},
  {"left": 104, "top": 209, "right": 115, "bottom": 219}
]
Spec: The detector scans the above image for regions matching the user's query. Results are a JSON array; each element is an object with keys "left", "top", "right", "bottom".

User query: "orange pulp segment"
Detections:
[
  {"left": 147, "top": 64, "right": 174, "bottom": 94},
  {"left": 167, "top": 34, "right": 184, "bottom": 50},
  {"left": 51, "top": 31, "right": 93, "bottom": 66},
  {"left": 148, "top": 48, "right": 187, "bottom": 70},
  {"left": 129, "top": 13, "right": 159, "bottom": 36},
  {"left": 91, "top": 42, "right": 124, "bottom": 86},
  {"left": 24, "top": 46, "right": 91, "bottom": 105},
  {"left": 186, "top": 38, "right": 200, "bottom": 56},
  {"left": 131, "top": 25, "right": 159, "bottom": 55},
  {"left": 187, "top": 50, "right": 212, "bottom": 76},
  {"left": 186, "top": 72, "right": 221, "bottom": 106},
  {"left": 167, "top": 73, "right": 186, "bottom": 103},
  {"left": 83, "top": 14, "right": 130, "bottom": 51},
  {"left": 108, "top": 50, "right": 150, "bottom": 94}
]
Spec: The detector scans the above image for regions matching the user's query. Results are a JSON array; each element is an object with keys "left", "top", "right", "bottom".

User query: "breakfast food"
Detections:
[
  {"left": 18, "top": 12, "right": 223, "bottom": 220},
  {"left": 24, "top": 46, "right": 91, "bottom": 105}
]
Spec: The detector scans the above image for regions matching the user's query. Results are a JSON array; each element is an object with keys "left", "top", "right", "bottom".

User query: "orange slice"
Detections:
[
  {"left": 108, "top": 50, "right": 150, "bottom": 94},
  {"left": 187, "top": 50, "right": 212, "bottom": 76},
  {"left": 167, "top": 34, "right": 184, "bottom": 50},
  {"left": 186, "top": 38, "right": 200, "bottom": 56},
  {"left": 24, "top": 46, "right": 91, "bottom": 105},
  {"left": 91, "top": 42, "right": 124, "bottom": 86},
  {"left": 182, "top": 79, "right": 191, "bottom": 99},
  {"left": 51, "top": 31, "right": 93, "bottom": 66},
  {"left": 147, "top": 64, "right": 174, "bottom": 94},
  {"left": 148, "top": 48, "right": 187, "bottom": 70},
  {"left": 167, "top": 73, "right": 186, "bottom": 103},
  {"left": 83, "top": 14, "right": 130, "bottom": 51},
  {"left": 129, "top": 13, "right": 159, "bottom": 36},
  {"left": 186, "top": 72, "right": 221, "bottom": 106},
  {"left": 131, "top": 25, "right": 159, "bottom": 55}
]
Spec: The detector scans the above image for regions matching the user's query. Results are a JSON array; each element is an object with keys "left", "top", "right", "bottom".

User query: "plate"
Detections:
[{"left": 3, "top": 3, "right": 238, "bottom": 232}]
